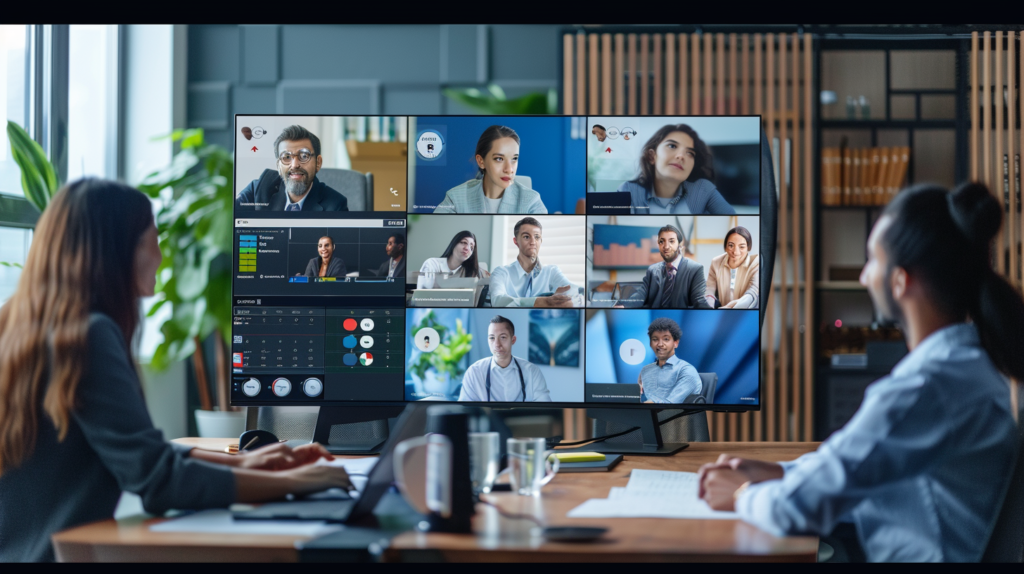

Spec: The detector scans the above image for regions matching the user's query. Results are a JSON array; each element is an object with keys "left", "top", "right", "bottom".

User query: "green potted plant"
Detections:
[
  {"left": 442, "top": 84, "right": 557, "bottom": 115},
  {"left": 136, "top": 129, "right": 240, "bottom": 438},
  {"left": 408, "top": 310, "right": 473, "bottom": 399}
]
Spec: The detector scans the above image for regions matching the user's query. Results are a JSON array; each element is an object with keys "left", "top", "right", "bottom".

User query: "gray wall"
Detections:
[{"left": 187, "top": 25, "right": 563, "bottom": 149}]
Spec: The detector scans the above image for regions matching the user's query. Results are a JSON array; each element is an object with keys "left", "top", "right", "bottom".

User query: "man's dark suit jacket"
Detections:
[
  {"left": 624, "top": 257, "right": 712, "bottom": 309},
  {"left": 235, "top": 169, "right": 348, "bottom": 211},
  {"left": 374, "top": 256, "right": 406, "bottom": 280},
  {"left": 303, "top": 256, "right": 347, "bottom": 278}
]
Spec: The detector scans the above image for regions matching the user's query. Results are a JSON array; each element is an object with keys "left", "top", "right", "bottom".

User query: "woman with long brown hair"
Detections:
[{"left": 0, "top": 179, "right": 351, "bottom": 562}]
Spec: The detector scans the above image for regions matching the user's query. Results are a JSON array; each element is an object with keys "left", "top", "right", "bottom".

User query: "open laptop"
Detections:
[{"left": 233, "top": 404, "right": 428, "bottom": 525}]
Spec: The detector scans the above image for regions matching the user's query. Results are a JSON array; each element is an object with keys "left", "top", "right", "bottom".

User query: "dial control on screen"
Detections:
[
  {"left": 272, "top": 377, "right": 292, "bottom": 397},
  {"left": 303, "top": 378, "right": 323, "bottom": 397},
  {"left": 242, "top": 378, "right": 261, "bottom": 397}
]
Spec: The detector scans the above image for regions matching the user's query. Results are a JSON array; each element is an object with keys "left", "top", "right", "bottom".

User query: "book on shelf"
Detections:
[{"left": 820, "top": 145, "right": 910, "bottom": 206}]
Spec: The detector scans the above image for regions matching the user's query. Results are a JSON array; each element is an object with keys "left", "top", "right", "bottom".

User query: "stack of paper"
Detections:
[{"left": 566, "top": 469, "right": 739, "bottom": 519}]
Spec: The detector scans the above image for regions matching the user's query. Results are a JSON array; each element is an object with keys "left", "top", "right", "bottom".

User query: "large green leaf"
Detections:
[
  {"left": 442, "top": 86, "right": 558, "bottom": 115},
  {"left": 143, "top": 128, "right": 236, "bottom": 370},
  {"left": 6, "top": 120, "right": 60, "bottom": 212}
]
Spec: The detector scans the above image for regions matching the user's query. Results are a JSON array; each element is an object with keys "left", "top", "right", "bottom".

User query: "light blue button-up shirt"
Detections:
[
  {"left": 639, "top": 354, "right": 702, "bottom": 403},
  {"left": 489, "top": 259, "right": 575, "bottom": 307},
  {"left": 735, "top": 323, "right": 1017, "bottom": 562}
]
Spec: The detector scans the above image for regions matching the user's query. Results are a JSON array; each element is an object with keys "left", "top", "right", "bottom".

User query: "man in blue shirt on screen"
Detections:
[
  {"left": 489, "top": 217, "right": 580, "bottom": 308},
  {"left": 637, "top": 317, "right": 701, "bottom": 404}
]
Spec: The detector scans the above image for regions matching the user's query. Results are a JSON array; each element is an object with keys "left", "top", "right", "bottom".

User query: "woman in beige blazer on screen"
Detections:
[{"left": 705, "top": 226, "right": 759, "bottom": 309}]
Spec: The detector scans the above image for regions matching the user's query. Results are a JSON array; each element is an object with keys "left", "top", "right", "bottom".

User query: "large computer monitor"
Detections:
[{"left": 229, "top": 114, "right": 767, "bottom": 456}]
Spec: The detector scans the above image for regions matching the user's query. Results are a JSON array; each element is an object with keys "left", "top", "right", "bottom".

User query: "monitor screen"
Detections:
[{"left": 230, "top": 114, "right": 762, "bottom": 410}]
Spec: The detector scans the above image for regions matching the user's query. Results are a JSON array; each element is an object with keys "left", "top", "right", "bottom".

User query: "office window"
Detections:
[
  {"left": 0, "top": 25, "right": 30, "bottom": 197},
  {"left": 67, "top": 25, "right": 118, "bottom": 181},
  {"left": 500, "top": 215, "right": 586, "bottom": 286},
  {"left": 0, "top": 227, "right": 31, "bottom": 304}
]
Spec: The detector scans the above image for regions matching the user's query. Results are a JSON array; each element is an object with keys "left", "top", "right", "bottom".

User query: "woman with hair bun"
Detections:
[{"left": 699, "top": 182, "right": 1023, "bottom": 562}]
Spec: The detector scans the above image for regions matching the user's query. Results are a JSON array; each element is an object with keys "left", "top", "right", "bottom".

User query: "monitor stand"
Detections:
[
  {"left": 560, "top": 408, "right": 698, "bottom": 456},
  {"left": 312, "top": 406, "right": 407, "bottom": 455}
]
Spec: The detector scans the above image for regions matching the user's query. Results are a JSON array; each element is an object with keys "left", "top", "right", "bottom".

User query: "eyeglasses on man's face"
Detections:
[{"left": 278, "top": 149, "right": 315, "bottom": 164}]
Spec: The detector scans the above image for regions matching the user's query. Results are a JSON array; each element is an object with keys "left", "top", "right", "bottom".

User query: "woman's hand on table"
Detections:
[{"left": 237, "top": 442, "right": 334, "bottom": 471}]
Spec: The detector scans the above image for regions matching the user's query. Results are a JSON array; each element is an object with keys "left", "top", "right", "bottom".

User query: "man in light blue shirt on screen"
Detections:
[
  {"left": 637, "top": 317, "right": 701, "bottom": 404},
  {"left": 489, "top": 217, "right": 579, "bottom": 308},
  {"left": 697, "top": 183, "right": 1022, "bottom": 562}
]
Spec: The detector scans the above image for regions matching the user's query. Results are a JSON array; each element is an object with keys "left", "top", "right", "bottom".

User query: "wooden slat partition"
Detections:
[
  {"left": 563, "top": 31, "right": 816, "bottom": 442},
  {"left": 653, "top": 34, "right": 663, "bottom": 115},
  {"left": 640, "top": 34, "right": 650, "bottom": 115},
  {"left": 1009, "top": 33, "right": 1017, "bottom": 287},
  {"left": 970, "top": 30, "right": 1023, "bottom": 416},
  {"left": 995, "top": 32, "right": 1005, "bottom": 275},
  {"left": 602, "top": 34, "right": 612, "bottom": 116},
  {"left": 803, "top": 32, "right": 814, "bottom": 442},
  {"left": 589, "top": 33, "right": 599, "bottom": 115}
]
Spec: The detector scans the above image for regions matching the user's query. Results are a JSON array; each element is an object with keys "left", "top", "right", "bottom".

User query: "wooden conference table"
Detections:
[{"left": 52, "top": 440, "right": 820, "bottom": 562}]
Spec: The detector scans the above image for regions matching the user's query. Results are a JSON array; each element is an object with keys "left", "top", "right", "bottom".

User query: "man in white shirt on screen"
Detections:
[
  {"left": 458, "top": 315, "right": 551, "bottom": 402},
  {"left": 489, "top": 217, "right": 580, "bottom": 308}
]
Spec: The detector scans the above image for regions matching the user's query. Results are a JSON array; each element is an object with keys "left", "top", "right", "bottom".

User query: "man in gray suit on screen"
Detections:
[{"left": 618, "top": 224, "right": 711, "bottom": 309}]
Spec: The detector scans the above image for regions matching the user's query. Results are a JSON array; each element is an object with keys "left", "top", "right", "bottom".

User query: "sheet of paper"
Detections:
[
  {"left": 624, "top": 469, "right": 700, "bottom": 497},
  {"left": 150, "top": 509, "right": 342, "bottom": 536},
  {"left": 566, "top": 498, "right": 738, "bottom": 520},
  {"left": 316, "top": 456, "right": 378, "bottom": 476},
  {"left": 568, "top": 469, "right": 739, "bottom": 519}
]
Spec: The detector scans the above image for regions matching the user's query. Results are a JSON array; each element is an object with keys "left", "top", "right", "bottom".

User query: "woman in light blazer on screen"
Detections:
[
  {"left": 433, "top": 125, "right": 548, "bottom": 214},
  {"left": 705, "top": 226, "right": 759, "bottom": 309}
]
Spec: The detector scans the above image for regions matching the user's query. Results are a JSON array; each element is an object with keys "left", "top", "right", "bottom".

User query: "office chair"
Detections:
[
  {"left": 591, "top": 129, "right": 778, "bottom": 445},
  {"left": 245, "top": 406, "right": 391, "bottom": 450},
  {"left": 982, "top": 399, "right": 1024, "bottom": 562},
  {"left": 316, "top": 168, "right": 373, "bottom": 211},
  {"left": 515, "top": 175, "right": 532, "bottom": 190}
]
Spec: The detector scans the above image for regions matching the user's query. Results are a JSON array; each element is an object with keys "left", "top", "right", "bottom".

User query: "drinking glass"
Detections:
[
  {"left": 506, "top": 437, "right": 559, "bottom": 496},
  {"left": 468, "top": 432, "right": 501, "bottom": 494}
]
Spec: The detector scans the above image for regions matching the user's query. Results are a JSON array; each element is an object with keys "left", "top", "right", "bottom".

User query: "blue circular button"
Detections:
[
  {"left": 343, "top": 353, "right": 358, "bottom": 366},
  {"left": 343, "top": 335, "right": 357, "bottom": 348}
]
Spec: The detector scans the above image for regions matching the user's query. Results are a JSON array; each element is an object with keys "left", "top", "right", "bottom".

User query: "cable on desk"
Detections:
[{"left": 552, "top": 409, "right": 702, "bottom": 447}]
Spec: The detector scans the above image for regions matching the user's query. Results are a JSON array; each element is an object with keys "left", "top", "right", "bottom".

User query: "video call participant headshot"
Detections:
[
  {"left": 489, "top": 217, "right": 577, "bottom": 308},
  {"left": 235, "top": 125, "right": 349, "bottom": 212},
  {"left": 416, "top": 230, "right": 490, "bottom": 289},
  {"left": 374, "top": 232, "right": 405, "bottom": 279},
  {"left": 458, "top": 316, "right": 552, "bottom": 402},
  {"left": 705, "top": 226, "right": 760, "bottom": 309},
  {"left": 592, "top": 124, "right": 607, "bottom": 142},
  {"left": 618, "top": 124, "right": 735, "bottom": 215},
  {"left": 301, "top": 236, "right": 347, "bottom": 278},
  {"left": 637, "top": 317, "right": 702, "bottom": 404},
  {"left": 433, "top": 125, "right": 548, "bottom": 214},
  {"left": 698, "top": 183, "right": 1024, "bottom": 562},
  {"left": 619, "top": 225, "right": 711, "bottom": 309}
]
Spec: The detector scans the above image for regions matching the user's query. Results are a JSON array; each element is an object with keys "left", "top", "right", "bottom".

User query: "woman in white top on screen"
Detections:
[
  {"left": 433, "top": 126, "right": 547, "bottom": 214},
  {"left": 704, "top": 226, "right": 759, "bottom": 309},
  {"left": 416, "top": 230, "right": 490, "bottom": 289}
]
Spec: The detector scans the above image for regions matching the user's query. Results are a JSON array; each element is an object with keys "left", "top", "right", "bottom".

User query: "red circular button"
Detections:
[{"left": 343, "top": 318, "right": 357, "bottom": 331}]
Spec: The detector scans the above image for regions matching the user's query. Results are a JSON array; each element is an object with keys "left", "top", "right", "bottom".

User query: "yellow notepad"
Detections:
[{"left": 555, "top": 452, "right": 607, "bottom": 463}]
